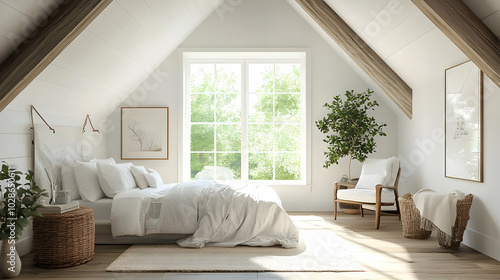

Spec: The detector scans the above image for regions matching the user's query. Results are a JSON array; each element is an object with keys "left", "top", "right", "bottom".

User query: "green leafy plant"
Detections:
[
  {"left": 0, "top": 162, "right": 48, "bottom": 240},
  {"left": 316, "top": 89, "right": 387, "bottom": 178}
]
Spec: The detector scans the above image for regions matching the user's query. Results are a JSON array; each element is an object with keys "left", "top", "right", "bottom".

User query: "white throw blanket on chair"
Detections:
[{"left": 413, "top": 189, "right": 465, "bottom": 236}]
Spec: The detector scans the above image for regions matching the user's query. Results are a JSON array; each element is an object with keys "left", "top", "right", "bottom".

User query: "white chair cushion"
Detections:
[
  {"left": 355, "top": 157, "right": 399, "bottom": 190},
  {"left": 356, "top": 174, "right": 386, "bottom": 190},
  {"left": 337, "top": 188, "right": 396, "bottom": 204},
  {"left": 387, "top": 157, "right": 400, "bottom": 186}
]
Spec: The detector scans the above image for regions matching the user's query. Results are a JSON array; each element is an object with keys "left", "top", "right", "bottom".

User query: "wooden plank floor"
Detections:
[{"left": 17, "top": 211, "right": 500, "bottom": 279}]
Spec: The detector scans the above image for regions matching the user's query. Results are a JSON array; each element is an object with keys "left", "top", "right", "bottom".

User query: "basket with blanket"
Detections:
[{"left": 412, "top": 189, "right": 473, "bottom": 249}]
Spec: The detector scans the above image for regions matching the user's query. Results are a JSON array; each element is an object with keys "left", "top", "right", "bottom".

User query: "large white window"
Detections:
[{"left": 182, "top": 52, "right": 309, "bottom": 184}]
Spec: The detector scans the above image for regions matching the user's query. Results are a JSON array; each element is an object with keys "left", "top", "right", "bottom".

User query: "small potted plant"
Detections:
[
  {"left": 0, "top": 162, "right": 47, "bottom": 278},
  {"left": 316, "top": 89, "right": 387, "bottom": 212}
]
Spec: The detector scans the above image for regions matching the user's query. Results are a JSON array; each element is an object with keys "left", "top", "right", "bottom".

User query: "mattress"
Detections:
[{"left": 76, "top": 198, "right": 113, "bottom": 223}]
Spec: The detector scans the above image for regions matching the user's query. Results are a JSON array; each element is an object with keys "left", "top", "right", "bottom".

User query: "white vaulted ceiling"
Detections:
[
  {"left": 0, "top": 0, "right": 223, "bottom": 123},
  {"left": 0, "top": 0, "right": 498, "bottom": 123},
  {"left": 287, "top": 0, "right": 500, "bottom": 117},
  {"left": 312, "top": 0, "right": 500, "bottom": 88}
]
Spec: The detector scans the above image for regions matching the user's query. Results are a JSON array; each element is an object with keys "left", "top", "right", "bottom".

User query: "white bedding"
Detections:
[
  {"left": 111, "top": 180, "right": 299, "bottom": 248},
  {"left": 77, "top": 198, "right": 113, "bottom": 222}
]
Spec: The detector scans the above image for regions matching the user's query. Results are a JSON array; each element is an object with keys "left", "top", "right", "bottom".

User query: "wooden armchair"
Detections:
[{"left": 334, "top": 157, "right": 401, "bottom": 229}]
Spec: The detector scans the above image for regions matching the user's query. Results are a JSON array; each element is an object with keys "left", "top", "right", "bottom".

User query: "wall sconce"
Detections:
[{"left": 83, "top": 114, "right": 100, "bottom": 133}]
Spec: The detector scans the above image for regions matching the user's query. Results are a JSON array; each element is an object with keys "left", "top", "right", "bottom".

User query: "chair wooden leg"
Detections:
[
  {"left": 360, "top": 205, "right": 364, "bottom": 217},
  {"left": 334, "top": 200, "right": 337, "bottom": 220},
  {"left": 375, "top": 209, "right": 381, "bottom": 229},
  {"left": 375, "top": 201, "right": 382, "bottom": 229}
]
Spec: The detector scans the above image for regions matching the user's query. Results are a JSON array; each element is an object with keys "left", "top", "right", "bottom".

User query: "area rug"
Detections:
[{"left": 106, "top": 225, "right": 364, "bottom": 272}]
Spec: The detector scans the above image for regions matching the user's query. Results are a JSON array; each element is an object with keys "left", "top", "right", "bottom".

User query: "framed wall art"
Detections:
[
  {"left": 121, "top": 107, "right": 169, "bottom": 160},
  {"left": 445, "top": 61, "right": 483, "bottom": 182}
]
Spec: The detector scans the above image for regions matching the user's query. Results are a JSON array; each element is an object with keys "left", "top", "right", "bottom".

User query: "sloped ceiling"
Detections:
[
  {"left": 0, "top": 0, "right": 222, "bottom": 123},
  {"left": 292, "top": 0, "right": 500, "bottom": 97},
  {"left": 0, "top": 0, "right": 498, "bottom": 124}
]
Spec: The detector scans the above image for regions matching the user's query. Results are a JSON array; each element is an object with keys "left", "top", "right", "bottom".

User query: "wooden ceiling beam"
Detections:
[
  {"left": 412, "top": 0, "right": 500, "bottom": 87},
  {"left": 296, "top": 0, "right": 413, "bottom": 119},
  {"left": 0, "top": 0, "right": 112, "bottom": 112}
]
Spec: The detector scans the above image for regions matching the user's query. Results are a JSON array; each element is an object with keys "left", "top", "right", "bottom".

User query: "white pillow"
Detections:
[
  {"left": 74, "top": 161, "right": 105, "bottom": 202},
  {"left": 355, "top": 174, "right": 387, "bottom": 190},
  {"left": 130, "top": 166, "right": 149, "bottom": 189},
  {"left": 74, "top": 158, "right": 115, "bottom": 202},
  {"left": 94, "top": 158, "right": 116, "bottom": 189},
  {"left": 61, "top": 157, "right": 81, "bottom": 200},
  {"left": 386, "top": 157, "right": 400, "bottom": 186},
  {"left": 144, "top": 170, "right": 163, "bottom": 188},
  {"left": 355, "top": 158, "right": 392, "bottom": 190},
  {"left": 97, "top": 162, "right": 135, "bottom": 198}
]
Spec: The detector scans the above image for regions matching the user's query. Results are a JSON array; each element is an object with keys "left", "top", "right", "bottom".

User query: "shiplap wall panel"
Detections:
[
  {"left": 87, "top": 15, "right": 155, "bottom": 68},
  {"left": 8, "top": 80, "right": 120, "bottom": 122},
  {"left": 51, "top": 31, "right": 150, "bottom": 93},
  {"left": 462, "top": 0, "right": 500, "bottom": 19},
  {"left": 8, "top": 80, "right": 81, "bottom": 111},
  {"left": 36, "top": 64, "right": 126, "bottom": 99},
  {"left": 385, "top": 28, "right": 466, "bottom": 85},
  {"left": 361, "top": 0, "right": 415, "bottom": 45},
  {"left": 147, "top": 0, "right": 193, "bottom": 33},
  {"left": 484, "top": 12, "right": 500, "bottom": 36},
  {"left": 325, "top": 0, "right": 389, "bottom": 32},
  {"left": 374, "top": 13, "right": 435, "bottom": 60},
  {"left": 0, "top": 3, "right": 37, "bottom": 41},
  {"left": 102, "top": 1, "right": 158, "bottom": 50},
  {"left": 0, "top": 156, "right": 32, "bottom": 176},
  {"left": 116, "top": 0, "right": 166, "bottom": 39},
  {"left": 0, "top": 0, "right": 62, "bottom": 21},
  {"left": 0, "top": 133, "right": 32, "bottom": 159},
  {"left": 195, "top": 0, "right": 224, "bottom": 16},
  {"left": 184, "top": 0, "right": 202, "bottom": 23},
  {"left": 0, "top": 110, "right": 31, "bottom": 134},
  {"left": 0, "top": 38, "right": 14, "bottom": 63}
]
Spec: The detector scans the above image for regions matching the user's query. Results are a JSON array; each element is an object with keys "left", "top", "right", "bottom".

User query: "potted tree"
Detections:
[
  {"left": 0, "top": 162, "right": 47, "bottom": 278},
  {"left": 316, "top": 89, "right": 387, "bottom": 212}
]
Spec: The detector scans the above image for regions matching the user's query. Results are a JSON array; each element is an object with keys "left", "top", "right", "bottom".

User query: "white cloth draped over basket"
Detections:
[{"left": 413, "top": 189, "right": 465, "bottom": 236}]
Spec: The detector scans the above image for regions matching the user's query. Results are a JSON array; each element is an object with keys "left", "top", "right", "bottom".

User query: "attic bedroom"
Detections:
[{"left": 0, "top": 0, "right": 499, "bottom": 279}]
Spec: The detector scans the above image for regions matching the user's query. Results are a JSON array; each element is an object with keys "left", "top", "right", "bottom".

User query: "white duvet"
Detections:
[{"left": 110, "top": 180, "right": 299, "bottom": 248}]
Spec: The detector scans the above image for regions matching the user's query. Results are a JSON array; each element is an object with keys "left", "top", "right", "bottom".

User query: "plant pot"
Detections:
[
  {"left": 339, "top": 203, "right": 361, "bottom": 214},
  {"left": 0, "top": 239, "right": 21, "bottom": 278}
]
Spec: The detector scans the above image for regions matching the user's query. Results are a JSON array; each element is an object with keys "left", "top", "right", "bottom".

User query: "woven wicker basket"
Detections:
[
  {"left": 437, "top": 194, "right": 474, "bottom": 249},
  {"left": 33, "top": 207, "right": 95, "bottom": 268},
  {"left": 399, "top": 193, "right": 432, "bottom": 239}
]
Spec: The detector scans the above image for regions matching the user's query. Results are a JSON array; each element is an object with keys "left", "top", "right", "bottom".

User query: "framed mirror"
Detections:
[{"left": 445, "top": 61, "right": 483, "bottom": 182}]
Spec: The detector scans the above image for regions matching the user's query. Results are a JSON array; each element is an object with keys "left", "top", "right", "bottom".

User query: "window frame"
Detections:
[{"left": 179, "top": 49, "right": 311, "bottom": 187}]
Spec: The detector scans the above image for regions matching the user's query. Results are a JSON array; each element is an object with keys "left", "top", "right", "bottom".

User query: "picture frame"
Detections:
[
  {"left": 445, "top": 61, "right": 483, "bottom": 182},
  {"left": 121, "top": 107, "right": 169, "bottom": 160}
]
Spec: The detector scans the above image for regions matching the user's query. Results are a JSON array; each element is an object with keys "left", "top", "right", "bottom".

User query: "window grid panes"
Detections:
[{"left": 187, "top": 57, "right": 304, "bottom": 182}]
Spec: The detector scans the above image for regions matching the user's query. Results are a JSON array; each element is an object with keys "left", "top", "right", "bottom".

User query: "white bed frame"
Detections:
[{"left": 34, "top": 124, "right": 181, "bottom": 244}]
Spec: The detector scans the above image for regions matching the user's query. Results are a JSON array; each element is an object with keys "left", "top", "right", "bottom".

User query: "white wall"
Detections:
[
  {"left": 106, "top": 0, "right": 398, "bottom": 211},
  {"left": 395, "top": 30, "right": 500, "bottom": 260}
]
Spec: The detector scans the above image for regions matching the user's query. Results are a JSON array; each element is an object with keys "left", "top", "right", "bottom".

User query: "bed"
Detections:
[{"left": 33, "top": 125, "right": 299, "bottom": 248}]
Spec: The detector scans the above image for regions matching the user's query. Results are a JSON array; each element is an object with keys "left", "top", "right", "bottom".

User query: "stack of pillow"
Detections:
[{"left": 60, "top": 157, "right": 164, "bottom": 202}]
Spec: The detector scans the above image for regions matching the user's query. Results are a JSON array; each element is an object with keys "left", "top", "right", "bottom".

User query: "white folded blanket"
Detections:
[{"left": 413, "top": 189, "right": 465, "bottom": 236}]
